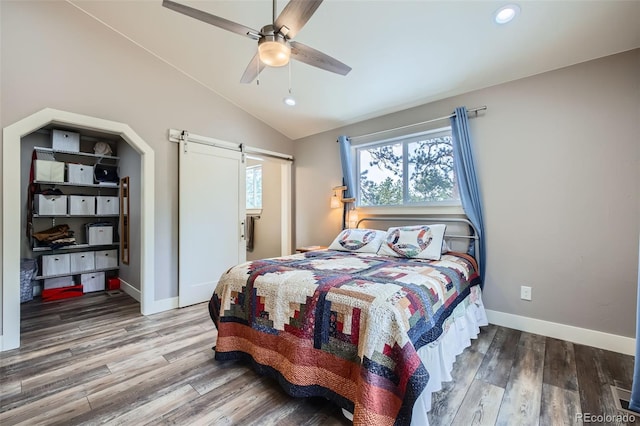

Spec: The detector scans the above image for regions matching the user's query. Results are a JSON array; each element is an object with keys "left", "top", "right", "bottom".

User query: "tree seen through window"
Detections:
[{"left": 357, "top": 129, "right": 459, "bottom": 207}]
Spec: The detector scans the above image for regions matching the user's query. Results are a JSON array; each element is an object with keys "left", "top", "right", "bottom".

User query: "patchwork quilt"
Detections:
[{"left": 209, "top": 250, "right": 482, "bottom": 425}]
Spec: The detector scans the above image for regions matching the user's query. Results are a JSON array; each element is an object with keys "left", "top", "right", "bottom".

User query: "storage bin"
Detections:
[
  {"left": 41, "top": 253, "right": 70, "bottom": 276},
  {"left": 20, "top": 258, "right": 37, "bottom": 303},
  {"left": 44, "top": 276, "right": 74, "bottom": 290},
  {"left": 96, "top": 196, "right": 119, "bottom": 215},
  {"left": 34, "top": 194, "right": 67, "bottom": 216},
  {"left": 52, "top": 130, "right": 80, "bottom": 152},
  {"left": 69, "top": 195, "right": 96, "bottom": 216},
  {"left": 87, "top": 225, "right": 114, "bottom": 246},
  {"left": 34, "top": 160, "right": 65, "bottom": 182},
  {"left": 94, "top": 249, "right": 118, "bottom": 269},
  {"left": 107, "top": 277, "right": 120, "bottom": 291},
  {"left": 67, "top": 164, "right": 94, "bottom": 185},
  {"left": 42, "top": 285, "right": 83, "bottom": 301},
  {"left": 70, "top": 251, "right": 95, "bottom": 273},
  {"left": 81, "top": 272, "right": 105, "bottom": 293}
]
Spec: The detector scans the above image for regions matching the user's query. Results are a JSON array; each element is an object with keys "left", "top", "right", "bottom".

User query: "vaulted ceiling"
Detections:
[{"left": 69, "top": 0, "right": 640, "bottom": 140}]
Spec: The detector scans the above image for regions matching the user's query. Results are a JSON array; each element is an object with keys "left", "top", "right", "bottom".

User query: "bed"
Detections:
[{"left": 208, "top": 217, "right": 488, "bottom": 425}]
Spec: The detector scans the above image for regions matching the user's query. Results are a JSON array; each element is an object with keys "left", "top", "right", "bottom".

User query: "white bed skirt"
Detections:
[{"left": 343, "top": 287, "right": 488, "bottom": 425}]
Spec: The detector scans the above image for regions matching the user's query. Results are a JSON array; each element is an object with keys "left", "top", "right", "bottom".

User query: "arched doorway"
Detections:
[{"left": 2, "top": 108, "right": 155, "bottom": 350}]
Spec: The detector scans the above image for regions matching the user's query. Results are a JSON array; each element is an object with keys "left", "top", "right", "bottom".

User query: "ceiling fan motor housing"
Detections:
[{"left": 258, "top": 24, "right": 291, "bottom": 67}]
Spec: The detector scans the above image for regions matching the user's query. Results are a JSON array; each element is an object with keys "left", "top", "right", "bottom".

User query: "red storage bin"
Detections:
[
  {"left": 107, "top": 277, "right": 120, "bottom": 290},
  {"left": 42, "top": 285, "right": 83, "bottom": 302}
]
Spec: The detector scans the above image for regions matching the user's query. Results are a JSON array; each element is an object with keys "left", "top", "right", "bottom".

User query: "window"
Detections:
[
  {"left": 246, "top": 165, "right": 262, "bottom": 210},
  {"left": 356, "top": 127, "right": 460, "bottom": 207}
]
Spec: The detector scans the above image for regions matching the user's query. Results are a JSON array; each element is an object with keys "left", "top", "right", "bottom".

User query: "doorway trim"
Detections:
[
  {"left": 279, "top": 160, "right": 293, "bottom": 256},
  {"left": 2, "top": 108, "right": 155, "bottom": 351}
]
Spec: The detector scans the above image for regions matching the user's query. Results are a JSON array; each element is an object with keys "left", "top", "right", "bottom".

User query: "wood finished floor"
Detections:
[{"left": 1, "top": 291, "right": 638, "bottom": 426}]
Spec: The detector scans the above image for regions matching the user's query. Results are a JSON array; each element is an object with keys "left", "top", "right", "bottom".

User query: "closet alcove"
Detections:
[{"left": 2, "top": 108, "right": 155, "bottom": 350}]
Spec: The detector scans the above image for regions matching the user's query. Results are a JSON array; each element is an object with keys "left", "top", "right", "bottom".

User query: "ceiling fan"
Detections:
[{"left": 162, "top": 0, "right": 352, "bottom": 84}]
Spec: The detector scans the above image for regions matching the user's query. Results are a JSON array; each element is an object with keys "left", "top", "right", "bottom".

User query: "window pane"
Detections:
[
  {"left": 254, "top": 166, "right": 262, "bottom": 209},
  {"left": 246, "top": 165, "right": 262, "bottom": 209},
  {"left": 407, "top": 135, "right": 459, "bottom": 203},
  {"left": 246, "top": 168, "right": 255, "bottom": 209},
  {"left": 355, "top": 128, "right": 461, "bottom": 208},
  {"left": 358, "top": 143, "right": 403, "bottom": 206}
]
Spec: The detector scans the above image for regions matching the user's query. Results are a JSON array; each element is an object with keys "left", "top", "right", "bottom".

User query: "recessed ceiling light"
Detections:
[
  {"left": 494, "top": 4, "right": 520, "bottom": 24},
  {"left": 283, "top": 96, "right": 296, "bottom": 106}
]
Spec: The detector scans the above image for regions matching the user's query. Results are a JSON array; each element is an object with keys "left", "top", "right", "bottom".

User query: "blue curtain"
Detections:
[
  {"left": 450, "top": 107, "right": 486, "bottom": 285},
  {"left": 338, "top": 135, "right": 355, "bottom": 199},
  {"left": 337, "top": 135, "right": 354, "bottom": 229},
  {"left": 629, "top": 237, "right": 640, "bottom": 411}
]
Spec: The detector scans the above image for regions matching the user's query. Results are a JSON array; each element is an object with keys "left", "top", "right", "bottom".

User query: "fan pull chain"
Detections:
[
  {"left": 256, "top": 54, "right": 260, "bottom": 86},
  {"left": 283, "top": 61, "right": 295, "bottom": 106},
  {"left": 288, "top": 60, "right": 292, "bottom": 95}
]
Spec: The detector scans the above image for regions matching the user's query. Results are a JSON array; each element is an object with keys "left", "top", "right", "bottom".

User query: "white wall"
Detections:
[
  {"left": 0, "top": 1, "right": 293, "bottom": 337},
  {"left": 294, "top": 49, "right": 640, "bottom": 338}
]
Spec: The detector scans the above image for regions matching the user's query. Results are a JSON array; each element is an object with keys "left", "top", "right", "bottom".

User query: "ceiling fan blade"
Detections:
[
  {"left": 274, "top": 0, "right": 323, "bottom": 39},
  {"left": 162, "top": 0, "right": 260, "bottom": 40},
  {"left": 240, "top": 52, "right": 267, "bottom": 84},
  {"left": 290, "top": 41, "right": 351, "bottom": 76}
]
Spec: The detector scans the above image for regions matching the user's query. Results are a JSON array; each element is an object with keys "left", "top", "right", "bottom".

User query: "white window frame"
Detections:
[{"left": 354, "top": 126, "right": 463, "bottom": 213}]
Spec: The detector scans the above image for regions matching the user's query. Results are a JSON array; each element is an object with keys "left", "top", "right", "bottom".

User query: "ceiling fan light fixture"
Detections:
[
  {"left": 259, "top": 41, "right": 290, "bottom": 66},
  {"left": 258, "top": 29, "right": 290, "bottom": 67},
  {"left": 283, "top": 96, "right": 296, "bottom": 106},
  {"left": 163, "top": 1, "right": 351, "bottom": 84}
]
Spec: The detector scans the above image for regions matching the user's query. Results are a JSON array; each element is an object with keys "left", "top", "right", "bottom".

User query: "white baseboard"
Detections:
[
  {"left": 485, "top": 309, "right": 635, "bottom": 356},
  {"left": 119, "top": 278, "right": 141, "bottom": 302},
  {"left": 119, "top": 278, "right": 178, "bottom": 315}
]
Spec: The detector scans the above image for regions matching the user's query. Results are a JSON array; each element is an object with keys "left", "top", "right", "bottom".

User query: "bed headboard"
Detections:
[{"left": 355, "top": 216, "right": 480, "bottom": 260}]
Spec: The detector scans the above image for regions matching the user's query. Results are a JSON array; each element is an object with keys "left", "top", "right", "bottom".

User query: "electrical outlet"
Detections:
[{"left": 521, "top": 285, "right": 532, "bottom": 301}]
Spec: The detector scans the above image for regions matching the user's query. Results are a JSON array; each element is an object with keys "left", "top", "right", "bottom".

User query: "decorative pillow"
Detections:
[
  {"left": 377, "top": 224, "right": 447, "bottom": 260},
  {"left": 328, "top": 228, "right": 387, "bottom": 253}
]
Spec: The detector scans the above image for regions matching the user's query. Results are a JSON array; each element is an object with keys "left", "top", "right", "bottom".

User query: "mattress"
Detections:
[{"left": 209, "top": 249, "right": 485, "bottom": 425}]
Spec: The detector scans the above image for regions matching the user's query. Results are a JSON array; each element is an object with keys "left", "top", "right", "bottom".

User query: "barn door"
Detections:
[{"left": 178, "top": 139, "right": 246, "bottom": 307}]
